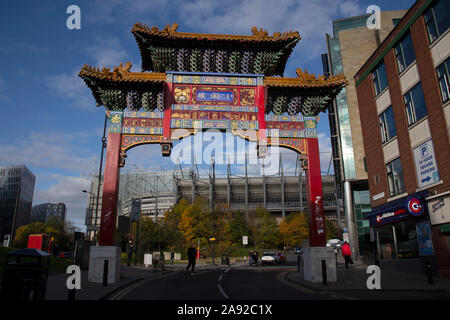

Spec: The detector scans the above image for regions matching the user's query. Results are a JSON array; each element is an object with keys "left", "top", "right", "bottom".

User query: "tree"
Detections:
[
  {"left": 286, "top": 212, "right": 309, "bottom": 247},
  {"left": 248, "top": 207, "right": 279, "bottom": 249},
  {"left": 178, "top": 197, "right": 211, "bottom": 244},
  {"left": 13, "top": 222, "right": 46, "bottom": 248},
  {"left": 163, "top": 200, "right": 187, "bottom": 249},
  {"left": 325, "top": 219, "right": 341, "bottom": 240},
  {"left": 224, "top": 211, "right": 250, "bottom": 246}
]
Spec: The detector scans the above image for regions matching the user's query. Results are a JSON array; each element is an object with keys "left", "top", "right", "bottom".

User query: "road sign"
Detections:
[
  {"left": 242, "top": 236, "right": 248, "bottom": 245},
  {"left": 209, "top": 238, "right": 216, "bottom": 241},
  {"left": 343, "top": 232, "right": 349, "bottom": 243},
  {"left": 3, "top": 234, "right": 10, "bottom": 247},
  {"left": 414, "top": 140, "right": 440, "bottom": 188}
]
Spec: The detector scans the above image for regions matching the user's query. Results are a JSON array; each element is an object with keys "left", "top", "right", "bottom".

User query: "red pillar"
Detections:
[
  {"left": 99, "top": 130, "right": 122, "bottom": 246},
  {"left": 162, "top": 81, "right": 173, "bottom": 140},
  {"left": 305, "top": 137, "right": 326, "bottom": 247}
]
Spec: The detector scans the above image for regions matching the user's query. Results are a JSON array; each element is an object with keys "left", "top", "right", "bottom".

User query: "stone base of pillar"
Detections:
[
  {"left": 303, "top": 246, "right": 337, "bottom": 283},
  {"left": 88, "top": 246, "right": 121, "bottom": 284}
]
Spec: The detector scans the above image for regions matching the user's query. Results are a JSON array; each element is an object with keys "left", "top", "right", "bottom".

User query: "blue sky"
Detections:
[{"left": 0, "top": 0, "right": 416, "bottom": 230}]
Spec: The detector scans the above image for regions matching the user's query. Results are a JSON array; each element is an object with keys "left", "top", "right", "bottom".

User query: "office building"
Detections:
[
  {"left": 323, "top": 10, "right": 407, "bottom": 258},
  {"left": 31, "top": 202, "right": 66, "bottom": 223},
  {"left": 0, "top": 165, "right": 36, "bottom": 245}
]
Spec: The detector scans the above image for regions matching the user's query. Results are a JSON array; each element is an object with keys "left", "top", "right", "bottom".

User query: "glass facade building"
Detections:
[
  {"left": 31, "top": 202, "right": 66, "bottom": 223},
  {"left": 324, "top": 12, "right": 405, "bottom": 258},
  {"left": 0, "top": 165, "right": 36, "bottom": 245}
]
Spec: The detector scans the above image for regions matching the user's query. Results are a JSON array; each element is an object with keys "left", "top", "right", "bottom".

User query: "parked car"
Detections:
[
  {"left": 277, "top": 252, "right": 286, "bottom": 263},
  {"left": 261, "top": 252, "right": 279, "bottom": 265},
  {"left": 294, "top": 246, "right": 303, "bottom": 254},
  {"left": 326, "top": 239, "right": 343, "bottom": 249},
  {"left": 59, "top": 251, "right": 73, "bottom": 259}
]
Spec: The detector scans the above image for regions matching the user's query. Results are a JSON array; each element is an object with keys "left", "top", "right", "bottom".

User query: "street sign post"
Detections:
[
  {"left": 243, "top": 236, "right": 248, "bottom": 245},
  {"left": 3, "top": 234, "right": 10, "bottom": 247},
  {"left": 414, "top": 140, "right": 440, "bottom": 189}
]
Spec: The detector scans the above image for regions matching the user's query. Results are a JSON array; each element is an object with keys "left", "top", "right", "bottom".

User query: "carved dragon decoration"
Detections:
[{"left": 113, "top": 62, "right": 132, "bottom": 79}]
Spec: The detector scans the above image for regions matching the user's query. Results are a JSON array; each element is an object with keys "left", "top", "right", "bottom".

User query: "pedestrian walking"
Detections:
[
  {"left": 170, "top": 248, "right": 175, "bottom": 265},
  {"left": 249, "top": 251, "right": 254, "bottom": 266},
  {"left": 186, "top": 244, "right": 197, "bottom": 273},
  {"left": 296, "top": 252, "right": 302, "bottom": 272},
  {"left": 253, "top": 251, "right": 258, "bottom": 267},
  {"left": 341, "top": 241, "right": 352, "bottom": 269},
  {"left": 126, "top": 240, "right": 134, "bottom": 267}
]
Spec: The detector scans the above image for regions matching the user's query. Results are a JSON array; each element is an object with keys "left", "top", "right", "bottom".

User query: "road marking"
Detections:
[
  {"left": 217, "top": 283, "right": 230, "bottom": 300},
  {"left": 109, "top": 271, "right": 178, "bottom": 300},
  {"left": 190, "top": 270, "right": 211, "bottom": 276},
  {"left": 216, "top": 268, "right": 230, "bottom": 299}
]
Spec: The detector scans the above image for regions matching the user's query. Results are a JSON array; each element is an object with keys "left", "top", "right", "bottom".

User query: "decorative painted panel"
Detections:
[{"left": 108, "top": 111, "right": 123, "bottom": 133}]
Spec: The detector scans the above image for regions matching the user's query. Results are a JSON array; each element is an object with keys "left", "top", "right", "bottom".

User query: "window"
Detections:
[
  {"left": 395, "top": 32, "right": 416, "bottom": 73},
  {"left": 436, "top": 57, "right": 450, "bottom": 103},
  {"left": 424, "top": 0, "right": 450, "bottom": 44},
  {"left": 379, "top": 106, "right": 397, "bottom": 143},
  {"left": 404, "top": 82, "right": 427, "bottom": 126},
  {"left": 386, "top": 158, "right": 406, "bottom": 197},
  {"left": 392, "top": 19, "right": 402, "bottom": 27},
  {"left": 372, "top": 62, "right": 388, "bottom": 96}
]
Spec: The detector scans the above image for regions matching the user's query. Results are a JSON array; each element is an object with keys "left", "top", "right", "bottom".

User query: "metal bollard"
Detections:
[
  {"left": 321, "top": 260, "right": 327, "bottom": 285},
  {"left": 103, "top": 259, "right": 109, "bottom": 287},
  {"left": 426, "top": 260, "right": 433, "bottom": 285}
]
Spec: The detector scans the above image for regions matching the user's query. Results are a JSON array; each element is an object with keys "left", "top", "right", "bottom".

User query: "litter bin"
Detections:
[
  {"left": 221, "top": 254, "right": 230, "bottom": 266},
  {"left": 0, "top": 248, "right": 50, "bottom": 300}
]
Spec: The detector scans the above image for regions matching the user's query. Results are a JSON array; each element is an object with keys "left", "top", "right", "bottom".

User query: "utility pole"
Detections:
[
  {"left": 210, "top": 159, "right": 215, "bottom": 266},
  {"left": 94, "top": 113, "right": 108, "bottom": 245},
  {"left": 10, "top": 186, "right": 21, "bottom": 246}
]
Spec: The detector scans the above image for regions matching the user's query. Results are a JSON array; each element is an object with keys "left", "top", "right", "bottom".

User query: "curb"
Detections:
[
  {"left": 99, "top": 269, "right": 173, "bottom": 300},
  {"left": 283, "top": 268, "right": 450, "bottom": 295},
  {"left": 280, "top": 269, "right": 358, "bottom": 300}
]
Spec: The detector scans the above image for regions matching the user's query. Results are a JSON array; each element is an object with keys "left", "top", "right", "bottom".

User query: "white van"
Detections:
[{"left": 326, "top": 239, "right": 343, "bottom": 249}]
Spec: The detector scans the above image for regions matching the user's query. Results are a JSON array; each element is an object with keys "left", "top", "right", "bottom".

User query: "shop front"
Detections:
[
  {"left": 426, "top": 191, "right": 450, "bottom": 278},
  {"left": 365, "top": 190, "right": 433, "bottom": 262}
]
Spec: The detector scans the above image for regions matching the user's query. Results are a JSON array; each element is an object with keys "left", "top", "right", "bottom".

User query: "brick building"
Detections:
[{"left": 355, "top": 0, "right": 450, "bottom": 276}]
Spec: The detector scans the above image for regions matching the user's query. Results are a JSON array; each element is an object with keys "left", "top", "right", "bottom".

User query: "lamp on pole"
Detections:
[
  {"left": 82, "top": 189, "right": 95, "bottom": 241},
  {"left": 94, "top": 114, "right": 108, "bottom": 246}
]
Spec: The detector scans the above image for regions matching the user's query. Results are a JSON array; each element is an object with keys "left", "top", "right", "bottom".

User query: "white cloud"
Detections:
[
  {"left": 83, "top": 0, "right": 363, "bottom": 67},
  {"left": 0, "top": 131, "right": 96, "bottom": 173},
  {"left": 85, "top": 37, "right": 128, "bottom": 68},
  {"left": 33, "top": 174, "right": 91, "bottom": 229},
  {"left": 45, "top": 70, "right": 95, "bottom": 110}
]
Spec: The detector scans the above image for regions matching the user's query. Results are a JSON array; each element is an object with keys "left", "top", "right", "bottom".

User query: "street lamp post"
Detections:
[{"left": 94, "top": 114, "right": 108, "bottom": 246}]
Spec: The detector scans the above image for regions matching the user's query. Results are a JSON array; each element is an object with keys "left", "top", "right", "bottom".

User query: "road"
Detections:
[
  {"left": 106, "top": 253, "right": 450, "bottom": 301},
  {"left": 112, "top": 253, "right": 330, "bottom": 300},
  {"left": 115, "top": 267, "right": 331, "bottom": 300}
]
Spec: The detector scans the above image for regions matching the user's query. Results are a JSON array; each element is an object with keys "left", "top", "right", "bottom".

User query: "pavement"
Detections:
[
  {"left": 43, "top": 255, "right": 450, "bottom": 300},
  {"left": 283, "top": 255, "right": 450, "bottom": 300}
]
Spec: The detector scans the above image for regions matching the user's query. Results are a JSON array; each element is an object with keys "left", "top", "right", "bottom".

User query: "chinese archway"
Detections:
[{"left": 79, "top": 23, "right": 347, "bottom": 248}]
